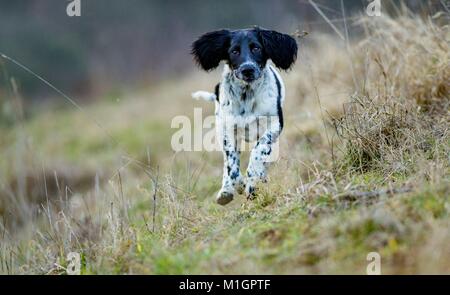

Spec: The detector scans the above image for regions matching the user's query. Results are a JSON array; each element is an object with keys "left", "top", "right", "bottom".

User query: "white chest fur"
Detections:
[{"left": 216, "top": 64, "right": 284, "bottom": 138}]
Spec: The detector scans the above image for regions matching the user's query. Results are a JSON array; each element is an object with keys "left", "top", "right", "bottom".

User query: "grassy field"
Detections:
[{"left": 0, "top": 12, "right": 449, "bottom": 274}]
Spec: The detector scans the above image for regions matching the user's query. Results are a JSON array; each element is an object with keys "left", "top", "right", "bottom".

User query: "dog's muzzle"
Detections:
[{"left": 236, "top": 63, "right": 261, "bottom": 83}]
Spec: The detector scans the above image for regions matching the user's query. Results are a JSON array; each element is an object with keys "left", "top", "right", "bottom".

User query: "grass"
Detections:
[{"left": 0, "top": 11, "right": 449, "bottom": 274}]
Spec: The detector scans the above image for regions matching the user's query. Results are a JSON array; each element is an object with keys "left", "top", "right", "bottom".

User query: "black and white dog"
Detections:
[{"left": 191, "top": 27, "right": 297, "bottom": 205}]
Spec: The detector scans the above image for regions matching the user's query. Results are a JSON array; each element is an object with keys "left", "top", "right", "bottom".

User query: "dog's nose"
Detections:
[
  {"left": 237, "top": 64, "right": 260, "bottom": 82},
  {"left": 241, "top": 67, "right": 255, "bottom": 79}
]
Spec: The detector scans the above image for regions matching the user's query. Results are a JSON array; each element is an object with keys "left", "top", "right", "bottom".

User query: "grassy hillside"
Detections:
[{"left": 0, "top": 12, "right": 449, "bottom": 274}]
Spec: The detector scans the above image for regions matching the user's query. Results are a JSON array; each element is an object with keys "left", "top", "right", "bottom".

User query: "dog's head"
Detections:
[{"left": 191, "top": 27, "right": 297, "bottom": 83}]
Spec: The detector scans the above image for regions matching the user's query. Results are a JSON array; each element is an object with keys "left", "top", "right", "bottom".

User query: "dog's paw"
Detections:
[
  {"left": 216, "top": 190, "right": 234, "bottom": 205},
  {"left": 247, "top": 195, "right": 256, "bottom": 201},
  {"left": 235, "top": 178, "right": 246, "bottom": 195},
  {"left": 244, "top": 174, "right": 269, "bottom": 200},
  {"left": 245, "top": 186, "right": 257, "bottom": 200}
]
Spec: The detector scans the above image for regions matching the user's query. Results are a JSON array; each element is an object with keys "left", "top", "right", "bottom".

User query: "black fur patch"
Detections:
[
  {"left": 241, "top": 91, "right": 247, "bottom": 101},
  {"left": 270, "top": 68, "right": 284, "bottom": 130},
  {"left": 214, "top": 83, "right": 220, "bottom": 102},
  {"left": 191, "top": 30, "right": 230, "bottom": 71},
  {"left": 258, "top": 29, "right": 298, "bottom": 70},
  {"left": 230, "top": 170, "right": 240, "bottom": 180}
]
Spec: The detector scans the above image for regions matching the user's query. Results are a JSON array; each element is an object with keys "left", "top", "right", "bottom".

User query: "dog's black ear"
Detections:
[
  {"left": 191, "top": 29, "right": 231, "bottom": 71},
  {"left": 258, "top": 29, "right": 297, "bottom": 70}
]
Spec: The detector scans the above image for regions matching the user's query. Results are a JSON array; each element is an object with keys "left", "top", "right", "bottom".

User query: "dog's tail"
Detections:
[{"left": 191, "top": 90, "right": 216, "bottom": 102}]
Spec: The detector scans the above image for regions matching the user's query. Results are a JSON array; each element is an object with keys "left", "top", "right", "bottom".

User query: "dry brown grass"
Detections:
[
  {"left": 357, "top": 13, "right": 449, "bottom": 111},
  {"left": 332, "top": 12, "right": 449, "bottom": 176}
]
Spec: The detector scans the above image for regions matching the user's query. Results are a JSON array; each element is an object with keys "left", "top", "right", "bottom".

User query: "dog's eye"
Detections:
[
  {"left": 252, "top": 46, "right": 261, "bottom": 53},
  {"left": 231, "top": 49, "right": 240, "bottom": 55}
]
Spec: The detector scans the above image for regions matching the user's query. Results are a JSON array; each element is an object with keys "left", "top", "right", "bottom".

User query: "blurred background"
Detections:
[{"left": 0, "top": 0, "right": 438, "bottom": 103}]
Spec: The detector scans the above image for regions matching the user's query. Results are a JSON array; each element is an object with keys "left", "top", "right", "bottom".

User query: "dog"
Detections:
[{"left": 191, "top": 27, "right": 297, "bottom": 205}]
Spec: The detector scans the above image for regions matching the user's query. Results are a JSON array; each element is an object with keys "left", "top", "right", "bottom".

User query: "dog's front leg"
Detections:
[
  {"left": 216, "top": 119, "right": 244, "bottom": 205},
  {"left": 246, "top": 116, "right": 282, "bottom": 199}
]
